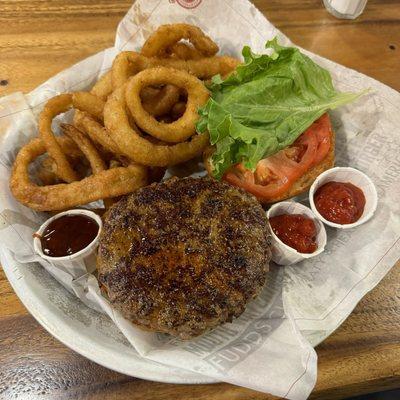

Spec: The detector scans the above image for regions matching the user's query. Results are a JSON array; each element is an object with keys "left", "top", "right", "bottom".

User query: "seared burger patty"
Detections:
[{"left": 97, "top": 177, "right": 271, "bottom": 339}]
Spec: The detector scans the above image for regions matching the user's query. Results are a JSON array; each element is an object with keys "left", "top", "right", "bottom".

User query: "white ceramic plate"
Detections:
[{"left": 1, "top": 247, "right": 329, "bottom": 383}]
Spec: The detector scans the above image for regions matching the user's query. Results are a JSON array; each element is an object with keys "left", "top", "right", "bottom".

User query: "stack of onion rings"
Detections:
[
  {"left": 10, "top": 23, "right": 240, "bottom": 212},
  {"left": 111, "top": 51, "right": 239, "bottom": 89},
  {"left": 10, "top": 137, "right": 147, "bottom": 211}
]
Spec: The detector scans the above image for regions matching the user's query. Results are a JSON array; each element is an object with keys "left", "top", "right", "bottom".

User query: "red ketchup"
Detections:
[
  {"left": 314, "top": 181, "right": 365, "bottom": 224},
  {"left": 269, "top": 214, "right": 317, "bottom": 254}
]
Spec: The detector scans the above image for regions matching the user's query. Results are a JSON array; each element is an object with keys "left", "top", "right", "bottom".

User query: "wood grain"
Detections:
[{"left": 0, "top": 1, "right": 399, "bottom": 399}]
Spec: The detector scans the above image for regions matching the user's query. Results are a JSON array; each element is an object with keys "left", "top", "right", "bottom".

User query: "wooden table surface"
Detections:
[{"left": 0, "top": 1, "right": 399, "bottom": 399}]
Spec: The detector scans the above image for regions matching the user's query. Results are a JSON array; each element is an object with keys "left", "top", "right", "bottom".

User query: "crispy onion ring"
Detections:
[
  {"left": 53, "top": 135, "right": 83, "bottom": 158},
  {"left": 103, "top": 85, "right": 209, "bottom": 167},
  {"left": 141, "top": 84, "right": 180, "bottom": 117},
  {"left": 125, "top": 67, "right": 209, "bottom": 143},
  {"left": 38, "top": 93, "right": 105, "bottom": 183},
  {"left": 73, "top": 110, "right": 121, "bottom": 155},
  {"left": 37, "top": 156, "right": 91, "bottom": 186},
  {"left": 71, "top": 92, "right": 105, "bottom": 122},
  {"left": 111, "top": 51, "right": 239, "bottom": 89},
  {"left": 38, "top": 94, "right": 79, "bottom": 183},
  {"left": 91, "top": 70, "right": 113, "bottom": 100},
  {"left": 166, "top": 42, "right": 204, "bottom": 60},
  {"left": 10, "top": 137, "right": 148, "bottom": 211},
  {"left": 61, "top": 124, "right": 106, "bottom": 174},
  {"left": 36, "top": 136, "right": 86, "bottom": 185},
  {"left": 90, "top": 70, "right": 181, "bottom": 115},
  {"left": 37, "top": 127, "right": 117, "bottom": 185},
  {"left": 36, "top": 156, "right": 62, "bottom": 186},
  {"left": 141, "top": 23, "right": 218, "bottom": 58},
  {"left": 171, "top": 101, "right": 186, "bottom": 120},
  {"left": 64, "top": 123, "right": 118, "bottom": 210}
]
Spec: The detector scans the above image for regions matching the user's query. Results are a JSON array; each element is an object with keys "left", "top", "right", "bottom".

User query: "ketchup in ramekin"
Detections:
[
  {"left": 314, "top": 181, "right": 366, "bottom": 225},
  {"left": 269, "top": 214, "right": 317, "bottom": 254}
]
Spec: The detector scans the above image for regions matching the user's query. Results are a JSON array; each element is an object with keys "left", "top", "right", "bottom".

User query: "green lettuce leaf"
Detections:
[{"left": 196, "top": 38, "right": 365, "bottom": 179}]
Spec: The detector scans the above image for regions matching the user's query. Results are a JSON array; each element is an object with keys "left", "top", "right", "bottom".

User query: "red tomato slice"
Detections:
[
  {"left": 223, "top": 113, "right": 332, "bottom": 202},
  {"left": 311, "top": 113, "right": 332, "bottom": 165}
]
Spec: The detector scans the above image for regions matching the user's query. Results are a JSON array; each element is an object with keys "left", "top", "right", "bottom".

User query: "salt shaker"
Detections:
[{"left": 323, "top": 0, "right": 367, "bottom": 19}]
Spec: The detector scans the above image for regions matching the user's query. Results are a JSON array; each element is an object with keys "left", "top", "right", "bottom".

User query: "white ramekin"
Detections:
[
  {"left": 266, "top": 201, "right": 327, "bottom": 266},
  {"left": 309, "top": 167, "right": 378, "bottom": 229},
  {"left": 33, "top": 209, "right": 102, "bottom": 277}
]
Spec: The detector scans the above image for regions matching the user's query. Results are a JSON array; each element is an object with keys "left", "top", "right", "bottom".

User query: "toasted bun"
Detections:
[{"left": 203, "top": 120, "right": 335, "bottom": 204}]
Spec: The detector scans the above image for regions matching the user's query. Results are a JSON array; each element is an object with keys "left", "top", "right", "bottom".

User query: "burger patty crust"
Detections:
[{"left": 97, "top": 177, "right": 271, "bottom": 339}]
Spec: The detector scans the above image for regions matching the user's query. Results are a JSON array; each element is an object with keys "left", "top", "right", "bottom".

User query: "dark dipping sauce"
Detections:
[
  {"left": 40, "top": 214, "right": 99, "bottom": 257},
  {"left": 314, "top": 181, "right": 366, "bottom": 225},
  {"left": 269, "top": 214, "right": 317, "bottom": 254}
]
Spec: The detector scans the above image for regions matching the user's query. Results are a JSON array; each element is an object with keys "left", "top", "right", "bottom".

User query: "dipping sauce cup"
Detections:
[
  {"left": 267, "top": 201, "right": 327, "bottom": 266},
  {"left": 33, "top": 209, "right": 102, "bottom": 277},
  {"left": 309, "top": 167, "right": 378, "bottom": 229}
]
